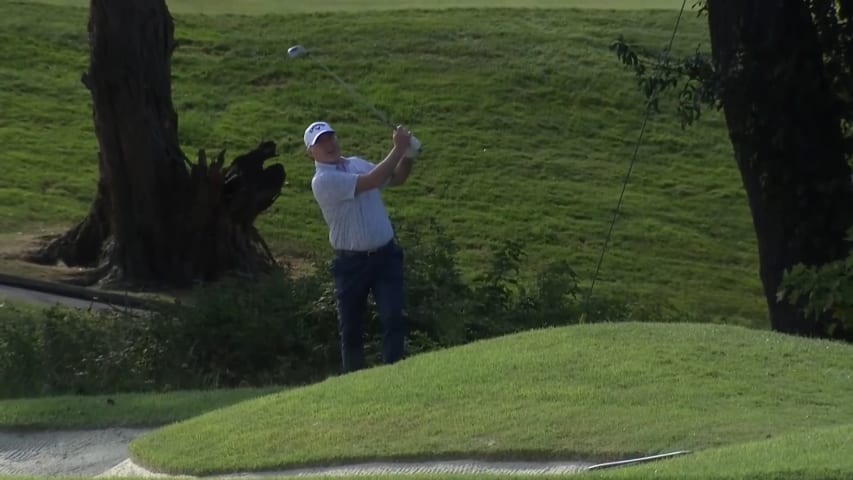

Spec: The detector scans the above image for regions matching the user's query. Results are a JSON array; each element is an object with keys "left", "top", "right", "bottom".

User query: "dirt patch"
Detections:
[
  {"left": 0, "top": 232, "right": 95, "bottom": 285},
  {"left": 0, "top": 231, "right": 319, "bottom": 286}
]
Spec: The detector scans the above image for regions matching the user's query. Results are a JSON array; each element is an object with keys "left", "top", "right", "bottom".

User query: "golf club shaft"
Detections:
[{"left": 309, "top": 57, "right": 398, "bottom": 130}]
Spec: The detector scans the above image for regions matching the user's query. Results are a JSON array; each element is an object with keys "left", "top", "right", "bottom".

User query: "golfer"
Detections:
[{"left": 305, "top": 121, "right": 415, "bottom": 373}]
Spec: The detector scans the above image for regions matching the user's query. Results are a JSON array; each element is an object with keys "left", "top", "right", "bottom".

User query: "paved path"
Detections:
[
  {"left": 0, "top": 284, "right": 120, "bottom": 311},
  {"left": 0, "top": 273, "right": 160, "bottom": 313}
]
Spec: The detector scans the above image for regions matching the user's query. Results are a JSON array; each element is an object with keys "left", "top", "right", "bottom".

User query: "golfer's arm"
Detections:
[
  {"left": 355, "top": 147, "right": 405, "bottom": 194},
  {"left": 388, "top": 157, "right": 414, "bottom": 187}
]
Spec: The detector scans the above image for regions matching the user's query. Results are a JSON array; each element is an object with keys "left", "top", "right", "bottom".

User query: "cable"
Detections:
[
  {"left": 580, "top": 0, "right": 689, "bottom": 322},
  {"left": 310, "top": 57, "right": 398, "bottom": 130}
]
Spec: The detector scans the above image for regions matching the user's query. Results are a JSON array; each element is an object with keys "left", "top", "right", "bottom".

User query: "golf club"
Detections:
[{"left": 287, "top": 44, "right": 421, "bottom": 156}]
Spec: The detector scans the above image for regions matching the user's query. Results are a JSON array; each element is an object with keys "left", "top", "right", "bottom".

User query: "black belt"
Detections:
[{"left": 335, "top": 240, "right": 395, "bottom": 257}]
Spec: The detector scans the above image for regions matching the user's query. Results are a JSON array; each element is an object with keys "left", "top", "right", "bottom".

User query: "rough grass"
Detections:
[
  {"left": 129, "top": 323, "right": 853, "bottom": 475},
  {"left": 30, "top": 0, "right": 687, "bottom": 15},
  {"left": 0, "top": 387, "right": 280, "bottom": 430},
  {"left": 0, "top": 1, "right": 764, "bottom": 326}
]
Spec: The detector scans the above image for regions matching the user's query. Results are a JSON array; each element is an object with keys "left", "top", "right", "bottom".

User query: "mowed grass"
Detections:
[
  {"left": 595, "top": 424, "right": 853, "bottom": 480},
  {"left": 0, "top": 387, "right": 280, "bottom": 430},
  {"left": 0, "top": 2, "right": 763, "bottom": 325},
  {"left": 129, "top": 323, "right": 853, "bottom": 475},
  {"left": 30, "top": 0, "right": 686, "bottom": 15}
]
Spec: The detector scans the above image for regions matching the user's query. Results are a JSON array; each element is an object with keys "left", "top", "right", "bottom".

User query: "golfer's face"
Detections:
[{"left": 311, "top": 132, "right": 340, "bottom": 162}]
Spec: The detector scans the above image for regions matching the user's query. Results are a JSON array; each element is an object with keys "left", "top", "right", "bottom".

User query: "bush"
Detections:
[
  {"left": 0, "top": 304, "right": 42, "bottom": 398},
  {"left": 0, "top": 217, "right": 689, "bottom": 398},
  {"left": 778, "top": 228, "right": 853, "bottom": 340},
  {"left": 0, "top": 303, "right": 163, "bottom": 397},
  {"left": 394, "top": 218, "right": 473, "bottom": 349},
  {"left": 150, "top": 267, "right": 348, "bottom": 389}
]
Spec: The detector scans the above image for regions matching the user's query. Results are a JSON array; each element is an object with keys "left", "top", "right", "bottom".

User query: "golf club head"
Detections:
[
  {"left": 407, "top": 135, "right": 422, "bottom": 159},
  {"left": 287, "top": 45, "right": 308, "bottom": 59}
]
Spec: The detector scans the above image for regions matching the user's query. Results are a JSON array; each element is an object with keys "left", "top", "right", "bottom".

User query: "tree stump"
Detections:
[{"left": 27, "top": 0, "right": 286, "bottom": 288}]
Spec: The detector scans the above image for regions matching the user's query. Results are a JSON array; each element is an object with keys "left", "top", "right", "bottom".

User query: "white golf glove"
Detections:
[{"left": 406, "top": 135, "right": 422, "bottom": 159}]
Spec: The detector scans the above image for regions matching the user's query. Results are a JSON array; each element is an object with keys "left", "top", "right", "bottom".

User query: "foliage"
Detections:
[
  {"left": 0, "top": 218, "right": 691, "bottom": 398},
  {"left": 779, "top": 228, "right": 853, "bottom": 338},
  {"left": 612, "top": 1, "right": 853, "bottom": 341},
  {"left": 613, "top": 1, "right": 853, "bottom": 139},
  {"left": 0, "top": 304, "right": 163, "bottom": 397},
  {"left": 614, "top": 0, "right": 853, "bottom": 159},
  {"left": 611, "top": 30, "right": 719, "bottom": 127}
]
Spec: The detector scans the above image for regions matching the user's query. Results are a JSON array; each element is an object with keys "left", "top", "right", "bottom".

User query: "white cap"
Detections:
[{"left": 303, "top": 121, "right": 335, "bottom": 148}]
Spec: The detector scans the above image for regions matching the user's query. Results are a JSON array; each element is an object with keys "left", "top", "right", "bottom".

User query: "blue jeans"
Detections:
[{"left": 331, "top": 240, "right": 406, "bottom": 373}]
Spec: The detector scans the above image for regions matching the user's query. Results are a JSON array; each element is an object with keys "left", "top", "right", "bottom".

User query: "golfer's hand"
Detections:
[{"left": 393, "top": 126, "right": 412, "bottom": 150}]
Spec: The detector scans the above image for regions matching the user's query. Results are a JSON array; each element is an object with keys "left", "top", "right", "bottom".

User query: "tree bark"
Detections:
[
  {"left": 28, "top": 0, "right": 285, "bottom": 288},
  {"left": 707, "top": 0, "right": 853, "bottom": 338}
]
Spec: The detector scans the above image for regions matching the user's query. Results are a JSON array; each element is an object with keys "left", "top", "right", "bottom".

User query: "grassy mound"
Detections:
[
  {"left": 0, "top": 1, "right": 764, "bottom": 325},
  {"left": 129, "top": 323, "right": 853, "bottom": 475},
  {"left": 597, "top": 424, "right": 853, "bottom": 479}
]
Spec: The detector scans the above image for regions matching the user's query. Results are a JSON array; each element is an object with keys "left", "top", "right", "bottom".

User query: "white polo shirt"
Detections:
[{"left": 311, "top": 156, "right": 394, "bottom": 251}]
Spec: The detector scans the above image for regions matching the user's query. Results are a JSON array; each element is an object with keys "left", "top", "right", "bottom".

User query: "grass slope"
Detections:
[
  {"left": 30, "top": 0, "right": 686, "bottom": 15},
  {"left": 129, "top": 323, "right": 853, "bottom": 475},
  {"left": 1, "top": 2, "right": 763, "bottom": 324},
  {"left": 596, "top": 424, "right": 853, "bottom": 480}
]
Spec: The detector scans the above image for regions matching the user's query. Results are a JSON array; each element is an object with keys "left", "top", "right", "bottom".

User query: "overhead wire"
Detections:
[{"left": 580, "top": 0, "right": 690, "bottom": 321}]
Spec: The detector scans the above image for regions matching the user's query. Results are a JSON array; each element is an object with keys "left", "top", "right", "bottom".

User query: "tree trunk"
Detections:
[
  {"left": 28, "top": 0, "right": 285, "bottom": 288},
  {"left": 707, "top": 0, "right": 853, "bottom": 338}
]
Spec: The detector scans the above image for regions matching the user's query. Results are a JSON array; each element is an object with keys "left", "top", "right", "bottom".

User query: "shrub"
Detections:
[
  {"left": 149, "top": 269, "right": 342, "bottom": 388},
  {"left": 0, "top": 303, "right": 163, "bottom": 397},
  {"left": 0, "top": 303, "right": 42, "bottom": 398},
  {"left": 778, "top": 228, "right": 853, "bottom": 340},
  {"left": 0, "top": 216, "right": 685, "bottom": 397},
  {"left": 394, "top": 218, "right": 472, "bottom": 348}
]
